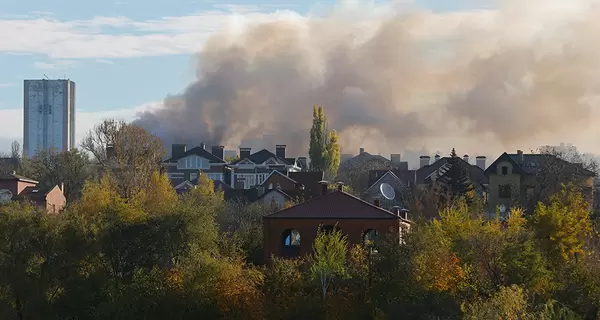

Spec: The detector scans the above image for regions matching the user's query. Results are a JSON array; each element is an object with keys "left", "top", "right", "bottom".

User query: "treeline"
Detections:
[{"left": 2, "top": 168, "right": 600, "bottom": 319}]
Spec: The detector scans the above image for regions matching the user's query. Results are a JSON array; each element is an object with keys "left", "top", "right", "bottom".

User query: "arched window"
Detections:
[
  {"left": 283, "top": 229, "right": 301, "bottom": 247},
  {"left": 363, "top": 229, "right": 379, "bottom": 248},
  {"left": 281, "top": 229, "right": 301, "bottom": 258}
]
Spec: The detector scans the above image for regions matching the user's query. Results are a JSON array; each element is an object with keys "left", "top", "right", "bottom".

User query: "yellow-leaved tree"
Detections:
[{"left": 531, "top": 184, "right": 592, "bottom": 263}]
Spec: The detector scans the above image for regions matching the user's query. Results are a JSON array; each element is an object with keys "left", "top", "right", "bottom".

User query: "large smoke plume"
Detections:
[{"left": 134, "top": 0, "right": 600, "bottom": 159}]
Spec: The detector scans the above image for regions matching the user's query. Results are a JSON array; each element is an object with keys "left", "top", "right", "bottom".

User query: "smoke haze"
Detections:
[{"left": 134, "top": 0, "right": 600, "bottom": 159}]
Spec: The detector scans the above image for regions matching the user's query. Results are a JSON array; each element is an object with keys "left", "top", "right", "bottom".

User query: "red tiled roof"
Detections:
[{"left": 264, "top": 190, "right": 407, "bottom": 220}]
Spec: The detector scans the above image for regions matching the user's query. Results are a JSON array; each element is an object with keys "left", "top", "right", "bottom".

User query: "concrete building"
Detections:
[{"left": 23, "top": 79, "right": 76, "bottom": 158}]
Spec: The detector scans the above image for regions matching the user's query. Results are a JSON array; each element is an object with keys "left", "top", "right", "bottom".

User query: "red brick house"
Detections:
[
  {"left": 0, "top": 172, "right": 66, "bottom": 214},
  {"left": 263, "top": 183, "right": 411, "bottom": 262}
]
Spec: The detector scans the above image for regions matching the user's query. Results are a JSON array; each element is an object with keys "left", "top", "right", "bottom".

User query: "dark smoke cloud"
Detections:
[{"left": 134, "top": 0, "right": 600, "bottom": 158}]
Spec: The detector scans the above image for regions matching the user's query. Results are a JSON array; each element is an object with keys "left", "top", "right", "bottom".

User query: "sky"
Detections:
[{"left": 1, "top": 0, "right": 593, "bottom": 160}]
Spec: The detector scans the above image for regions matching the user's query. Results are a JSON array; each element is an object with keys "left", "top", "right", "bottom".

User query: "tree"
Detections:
[
  {"left": 309, "top": 105, "right": 340, "bottom": 178},
  {"left": 531, "top": 185, "right": 592, "bottom": 264},
  {"left": 10, "top": 141, "right": 20, "bottom": 159},
  {"left": 309, "top": 105, "right": 326, "bottom": 172},
  {"left": 523, "top": 145, "right": 597, "bottom": 213},
  {"left": 81, "top": 119, "right": 164, "bottom": 198},
  {"left": 27, "top": 149, "right": 91, "bottom": 201},
  {"left": 336, "top": 156, "right": 391, "bottom": 193},
  {"left": 436, "top": 148, "right": 475, "bottom": 206},
  {"left": 325, "top": 130, "right": 341, "bottom": 179},
  {"left": 0, "top": 140, "right": 24, "bottom": 174},
  {"left": 310, "top": 225, "right": 348, "bottom": 301}
]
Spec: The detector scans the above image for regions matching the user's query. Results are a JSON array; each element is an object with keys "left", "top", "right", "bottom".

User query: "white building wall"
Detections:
[{"left": 23, "top": 79, "right": 75, "bottom": 157}]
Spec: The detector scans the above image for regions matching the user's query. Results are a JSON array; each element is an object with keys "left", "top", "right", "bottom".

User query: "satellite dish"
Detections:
[
  {"left": 499, "top": 204, "right": 506, "bottom": 214},
  {"left": 380, "top": 183, "right": 396, "bottom": 200},
  {"left": 0, "top": 189, "right": 12, "bottom": 204}
]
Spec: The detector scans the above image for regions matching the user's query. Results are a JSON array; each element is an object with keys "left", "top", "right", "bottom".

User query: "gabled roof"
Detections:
[
  {"left": 256, "top": 188, "right": 295, "bottom": 202},
  {"left": 365, "top": 171, "right": 407, "bottom": 193},
  {"left": 366, "top": 170, "right": 415, "bottom": 192},
  {"left": 264, "top": 190, "right": 408, "bottom": 221},
  {"left": 0, "top": 172, "right": 38, "bottom": 184},
  {"left": 260, "top": 170, "right": 297, "bottom": 187},
  {"left": 164, "top": 146, "right": 225, "bottom": 163},
  {"left": 289, "top": 171, "right": 324, "bottom": 199},
  {"left": 486, "top": 152, "right": 596, "bottom": 177},
  {"left": 12, "top": 185, "right": 58, "bottom": 201},
  {"left": 416, "top": 157, "right": 488, "bottom": 185},
  {"left": 485, "top": 152, "right": 527, "bottom": 175},
  {"left": 231, "top": 149, "right": 292, "bottom": 166}
]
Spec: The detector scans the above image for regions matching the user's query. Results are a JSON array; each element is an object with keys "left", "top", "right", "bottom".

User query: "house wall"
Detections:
[
  {"left": 45, "top": 186, "right": 66, "bottom": 214},
  {"left": 0, "top": 180, "right": 37, "bottom": 197},
  {"left": 363, "top": 174, "right": 409, "bottom": 209},
  {"left": 487, "top": 160, "right": 522, "bottom": 212},
  {"left": 263, "top": 174, "right": 296, "bottom": 191},
  {"left": 260, "top": 191, "right": 287, "bottom": 209},
  {"left": 263, "top": 218, "right": 406, "bottom": 263}
]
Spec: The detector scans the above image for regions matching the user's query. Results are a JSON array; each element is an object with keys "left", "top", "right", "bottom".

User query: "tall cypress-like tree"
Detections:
[
  {"left": 309, "top": 105, "right": 326, "bottom": 171},
  {"left": 324, "top": 130, "right": 341, "bottom": 179},
  {"left": 437, "top": 148, "right": 474, "bottom": 204}
]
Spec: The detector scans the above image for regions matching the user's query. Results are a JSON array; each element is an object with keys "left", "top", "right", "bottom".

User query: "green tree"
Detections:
[
  {"left": 437, "top": 148, "right": 475, "bottom": 206},
  {"left": 324, "top": 130, "right": 341, "bottom": 179},
  {"left": 310, "top": 225, "right": 348, "bottom": 301},
  {"left": 309, "top": 105, "right": 326, "bottom": 172},
  {"left": 531, "top": 185, "right": 592, "bottom": 264},
  {"left": 28, "top": 149, "right": 91, "bottom": 202},
  {"left": 309, "top": 105, "right": 340, "bottom": 178}
]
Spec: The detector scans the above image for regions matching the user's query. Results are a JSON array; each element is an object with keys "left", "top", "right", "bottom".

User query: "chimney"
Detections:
[
  {"left": 476, "top": 156, "right": 486, "bottom": 170},
  {"left": 106, "top": 144, "right": 115, "bottom": 160},
  {"left": 199, "top": 142, "right": 206, "bottom": 150},
  {"left": 60, "top": 183, "right": 64, "bottom": 193},
  {"left": 434, "top": 154, "right": 441, "bottom": 162},
  {"left": 318, "top": 181, "right": 328, "bottom": 196},
  {"left": 359, "top": 147, "right": 365, "bottom": 155},
  {"left": 240, "top": 148, "right": 251, "bottom": 159},
  {"left": 517, "top": 150, "right": 524, "bottom": 163},
  {"left": 276, "top": 145, "right": 286, "bottom": 159},
  {"left": 337, "top": 183, "right": 344, "bottom": 192},
  {"left": 419, "top": 156, "right": 431, "bottom": 168},
  {"left": 390, "top": 154, "right": 401, "bottom": 166},
  {"left": 211, "top": 145, "right": 225, "bottom": 160},
  {"left": 171, "top": 144, "right": 186, "bottom": 159},
  {"left": 463, "top": 154, "right": 469, "bottom": 164},
  {"left": 373, "top": 198, "right": 380, "bottom": 207},
  {"left": 391, "top": 206, "right": 408, "bottom": 220}
]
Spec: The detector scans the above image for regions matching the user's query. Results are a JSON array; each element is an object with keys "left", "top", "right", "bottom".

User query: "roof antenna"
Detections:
[{"left": 43, "top": 74, "right": 49, "bottom": 80}]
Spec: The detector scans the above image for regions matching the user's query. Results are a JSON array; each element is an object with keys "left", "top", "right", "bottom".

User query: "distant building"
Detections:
[
  {"left": 23, "top": 79, "right": 76, "bottom": 158},
  {"left": 0, "top": 172, "right": 66, "bottom": 214}
]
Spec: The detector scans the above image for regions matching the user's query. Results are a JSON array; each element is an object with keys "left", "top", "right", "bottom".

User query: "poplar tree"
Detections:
[{"left": 309, "top": 105, "right": 340, "bottom": 177}]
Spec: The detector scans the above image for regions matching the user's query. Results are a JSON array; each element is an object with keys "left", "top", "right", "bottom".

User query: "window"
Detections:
[
  {"left": 499, "top": 184, "right": 511, "bottom": 198},
  {"left": 282, "top": 229, "right": 301, "bottom": 258},
  {"left": 207, "top": 173, "right": 223, "bottom": 182},
  {"left": 177, "top": 155, "right": 207, "bottom": 170},
  {"left": 501, "top": 166, "right": 508, "bottom": 175},
  {"left": 234, "top": 174, "right": 256, "bottom": 189}
]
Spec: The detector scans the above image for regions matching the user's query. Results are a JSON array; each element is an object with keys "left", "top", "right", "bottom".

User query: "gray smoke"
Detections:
[{"left": 134, "top": 0, "right": 600, "bottom": 157}]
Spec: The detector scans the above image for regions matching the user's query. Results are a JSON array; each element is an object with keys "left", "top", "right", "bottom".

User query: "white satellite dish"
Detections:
[
  {"left": 499, "top": 204, "right": 506, "bottom": 214},
  {"left": 0, "top": 189, "right": 13, "bottom": 204},
  {"left": 380, "top": 183, "right": 396, "bottom": 200}
]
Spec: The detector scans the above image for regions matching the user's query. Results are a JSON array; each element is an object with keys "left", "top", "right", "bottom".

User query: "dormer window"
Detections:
[
  {"left": 177, "top": 155, "right": 206, "bottom": 169},
  {"left": 501, "top": 166, "right": 508, "bottom": 175}
]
